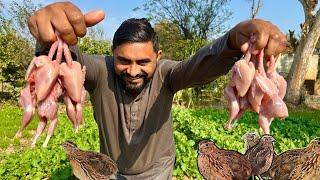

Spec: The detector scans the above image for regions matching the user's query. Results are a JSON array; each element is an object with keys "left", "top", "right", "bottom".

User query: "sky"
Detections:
[{"left": 10, "top": 0, "right": 316, "bottom": 40}]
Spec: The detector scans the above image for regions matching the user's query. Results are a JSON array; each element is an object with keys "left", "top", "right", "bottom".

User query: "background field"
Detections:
[{"left": 0, "top": 103, "right": 319, "bottom": 179}]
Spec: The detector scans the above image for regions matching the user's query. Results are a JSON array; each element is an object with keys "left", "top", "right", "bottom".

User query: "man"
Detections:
[{"left": 28, "top": 2, "right": 288, "bottom": 179}]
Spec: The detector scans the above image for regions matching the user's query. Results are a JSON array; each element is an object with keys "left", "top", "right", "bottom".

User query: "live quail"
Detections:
[
  {"left": 289, "top": 138, "right": 320, "bottom": 180},
  {"left": 268, "top": 148, "right": 303, "bottom": 180},
  {"left": 62, "top": 141, "right": 118, "bottom": 180},
  {"left": 197, "top": 140, "right": 252, "bottom": 180},
  {"left": 243, "top": 131, "right": 260, "bottom": 152},
  {"left": 244, "top": 134, "right": 275, "bottom": 178}
]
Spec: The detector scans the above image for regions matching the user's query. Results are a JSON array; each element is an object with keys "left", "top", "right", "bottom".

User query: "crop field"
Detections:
[{"left": 0, "top": 103, "right": 319, "bottom": 179}]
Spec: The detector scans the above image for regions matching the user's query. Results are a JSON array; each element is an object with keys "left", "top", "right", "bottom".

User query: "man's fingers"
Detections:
[
  {"left": 240, "top": 41, "right": 249, "bottom": 53},
  {"left": 264, "top": 34, "right": 281, "bottom": 59},
  {"left": 84, "top": 10, "right": 105, "bottom": 27},
  {"left": 28, "top": 16, "right": 39, "bottom": 41},
  {"left": 64, "top": 5, "right": 87, "bottom": 37},
  {"left": 51, "top": 11, "right": 77, "bottom": 45},
  {"left": 251, "top": 30, "right": 269, "bottom": 55},
  {"left": 36, "top": 11, "right": 56, "bottom": 45}
]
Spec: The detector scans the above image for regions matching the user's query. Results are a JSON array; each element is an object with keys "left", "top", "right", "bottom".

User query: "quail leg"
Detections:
[
  {"left": 43, "top": 115, "right": 58, "bottom": 148},
  {"left": 64, "top": 93, "right": 78, "bottom": 132},
  {"left": 224, "top": 84, "right": 240, "bottom": 130},
  {"left": 31, "top": 117, "right": 47, "bottom": 147}
]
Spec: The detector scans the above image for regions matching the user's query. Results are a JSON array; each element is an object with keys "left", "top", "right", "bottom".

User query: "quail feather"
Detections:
[
  {"left": 289, "top": 138, "right": 320, "bottom": 180},
  {"left": 62, "top": 141, "right": 118, "bottom": 180},
  {"left": 244, "top": 134, "right": 275, "bottom": 179},
  {"left": 197, "top": 140, "right": 252, "bottom": 180}
]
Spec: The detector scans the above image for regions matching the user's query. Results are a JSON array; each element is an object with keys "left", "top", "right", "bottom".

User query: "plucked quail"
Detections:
[
  {"left": 62, "top": 141, "right": 118, "bottom": 180},
  {"left": 245, "top": 134, "right": 275, "bottom": 178},
  {"left": 197, "top": 140, "right": 252, "bottom": 180}
]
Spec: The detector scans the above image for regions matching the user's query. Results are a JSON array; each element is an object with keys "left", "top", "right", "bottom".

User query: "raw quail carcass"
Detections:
[
  {"left": 197, "top": 140, "right": 252, "bottom": 180},
  {"left": 59, "top": 41, "right": 86, "bottom": 132},
  {"left": 64, "top": 87, "right": 87, "bottom": 132},
  {"left": 247, "top": 50, "right": 279, "bottom": 113},
  {"left": 267, "top": 55, "right": 287, "bottom": 99},
  {"left": 32, "top": 80, "right": 63, "bottom": 147},
  {"left": 15, "top": 84, "right": 36, "bottom": 138},
  {"left": 224, "top": 84, "right": 250, "bottom": 130},
  {"left": 258, "top": 94, "right": 288, "bottom": 134},
  {"left": 245, "top": 134, "right": 275, "bottom": 179},
  {"left": 223, "top": 45, "right": 254, "bottom": 130},
  {"left": 25, "top": 40, "right": 62, "bottom": 103},
  {"left": 59, "top": 42, "right": 86, "bottom": 103},
  {"left": 256, "top": 50, "right": 288, "bottom": 134},
  {"left": 229, "top": 46, "right": 255, "bottom": 97},
  {"left": 62, "top": 141, "right": 118, "bottom": 180}
]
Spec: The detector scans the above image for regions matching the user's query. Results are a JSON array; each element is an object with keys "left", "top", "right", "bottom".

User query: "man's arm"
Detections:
[
  {"left": 167, "top": 19, "right": 289, "bottom": 93},
  {"left": 168, "top": 33, "right": 241, "bottom": 93}
]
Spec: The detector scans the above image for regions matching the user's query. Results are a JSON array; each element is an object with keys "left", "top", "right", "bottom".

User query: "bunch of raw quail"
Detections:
[
  {"left": 15, "top": 36, "right": 87, "bottom": 148},
  {"left": 62, "top": 141, "right": 118, "bottom": 180},
  {"left": 224, "top": 44, "right": 288, "bottom": 134}
]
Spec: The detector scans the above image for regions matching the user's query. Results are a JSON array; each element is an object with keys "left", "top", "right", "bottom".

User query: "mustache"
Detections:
[{"left": 119, "top": 72, "right": 148, "bottom": 79}]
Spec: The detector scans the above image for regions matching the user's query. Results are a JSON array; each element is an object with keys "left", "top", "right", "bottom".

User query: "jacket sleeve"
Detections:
[{"left": 166, "top": 32, "right": 243, "bottom": 93}]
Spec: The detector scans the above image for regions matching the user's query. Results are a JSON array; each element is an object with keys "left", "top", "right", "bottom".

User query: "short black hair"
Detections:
[{"left": 112, "top": 18, "right": 159, "bottom": 52}]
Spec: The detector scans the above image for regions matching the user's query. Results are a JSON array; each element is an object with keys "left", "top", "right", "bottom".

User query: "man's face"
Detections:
[{"left": 113, "top": 41, "right": 161, "bottom": 93}]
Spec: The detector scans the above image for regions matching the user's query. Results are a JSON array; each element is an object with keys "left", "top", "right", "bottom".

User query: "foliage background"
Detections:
[{"left": 1, "top": 104, "right": 319, "bottom": 179}]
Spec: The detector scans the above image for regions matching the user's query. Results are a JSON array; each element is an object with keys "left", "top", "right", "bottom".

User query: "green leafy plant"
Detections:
[{"left": 1, "top": 104, "right": 319, "bottom": 179}]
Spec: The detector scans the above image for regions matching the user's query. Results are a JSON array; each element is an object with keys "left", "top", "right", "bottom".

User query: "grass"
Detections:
[{"left": 0, "top": 102, "right": 319, "bottom": 179}]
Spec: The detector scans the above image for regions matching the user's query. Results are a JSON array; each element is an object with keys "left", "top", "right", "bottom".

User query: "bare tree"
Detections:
[
  {"left": 247, "top": 0, "right": 263, "bottom": 19},
  {"left": 286, "top": 0, "right": 320, "bottom": 104},
  {"left": 138, "top": 0, "right": 232, "bottom": 40}
]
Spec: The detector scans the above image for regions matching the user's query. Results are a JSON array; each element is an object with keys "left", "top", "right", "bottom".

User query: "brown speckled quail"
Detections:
[
  {"left": 268, "top": 147, "right": 302, "bottom": 180},
  {"left": 243, "top": 131, "right": 260, "bottom": 152},
  {"left": 244, "top": 134, "right": 275, "bottom": 179},
  {"left": 62, "top": 141, "right": 118, "bottom": 180},
  {"left": 289, "top": 138, "right": 320, "bottom": 180},
  {"left": 197, "top": 140, "right": 252, "bottom": 180}
]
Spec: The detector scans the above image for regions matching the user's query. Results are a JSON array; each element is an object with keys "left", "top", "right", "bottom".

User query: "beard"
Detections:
[{"left": 119, "top": 72, "right": 149, "bottom": 93}]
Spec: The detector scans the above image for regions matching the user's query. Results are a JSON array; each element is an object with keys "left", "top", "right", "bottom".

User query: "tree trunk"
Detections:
[{"left": 286, "top": 10, "right": 320, "bottom": 104}]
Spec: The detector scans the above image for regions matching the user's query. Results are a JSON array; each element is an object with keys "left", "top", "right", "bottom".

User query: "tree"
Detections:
[
  {"left": 79, "top": 25, "right": 112, "bottom": 55},
  {"left": 79, "top": 37, "right": 112, "bottom": 55},
  {"left": 6, "top": 0, "right": 42, "bottom": 43},
  {"left": 0, "top": 0, "right": 40, "bottom": 98},
  {"left": 0, "top": 24, "right": 34, "bottom": 97},
  {"left": 139, "top": 0, "right": 232, "bottom": 40},
  {"left": 154, "top": 20, "right": 206, "bottom": 60},
  {"left": 246, "top": 0, "right": 263, "bottom": 19},
  {"left": 286, "top": 0, "right": 320, "bottom": 104}
]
